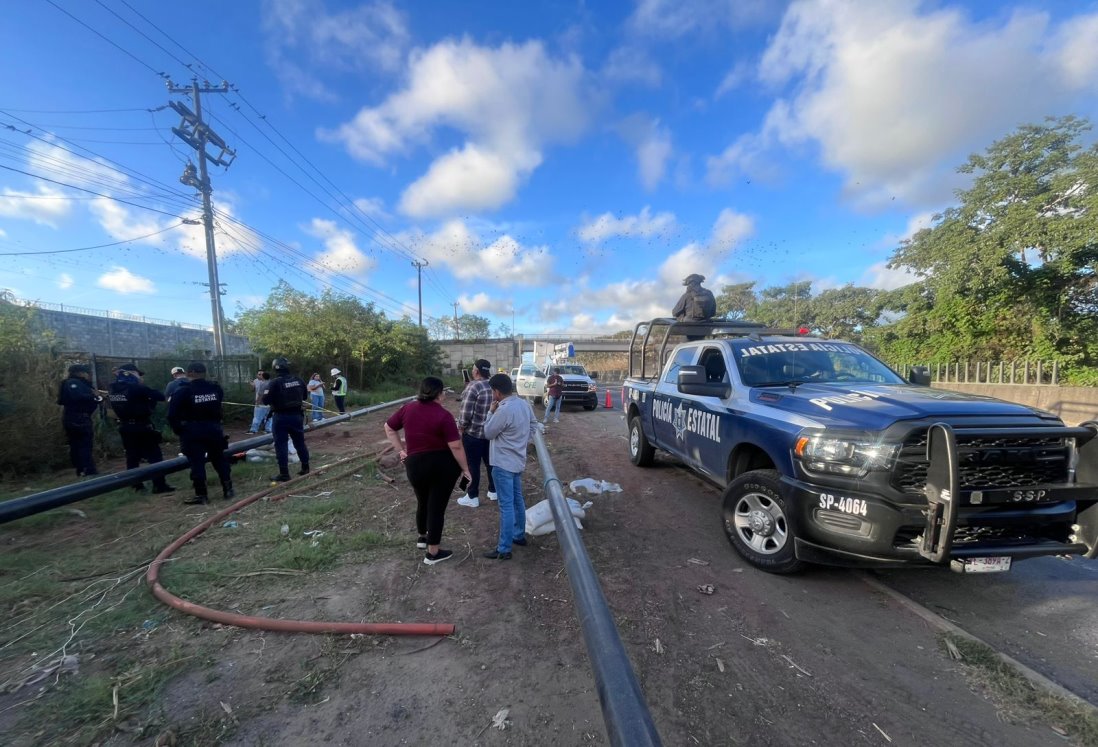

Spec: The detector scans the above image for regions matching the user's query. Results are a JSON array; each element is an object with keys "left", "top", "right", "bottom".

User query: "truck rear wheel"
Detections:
[
  {"left": 628, "top": 417, "right": 655, "bottom": 467},
  {"left": 721, "top": 470, "right": 804, "bottom": 574}
]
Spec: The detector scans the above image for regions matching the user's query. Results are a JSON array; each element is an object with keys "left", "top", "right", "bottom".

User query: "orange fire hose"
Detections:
[{"left": 145, "top": 469, "right": 455, "bottom": 637}]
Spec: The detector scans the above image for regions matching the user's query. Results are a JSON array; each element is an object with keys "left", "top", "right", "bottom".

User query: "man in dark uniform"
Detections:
[
  {"left": 262, "top": 356, "right": 311, "bottom": 483},
  {"left": 672, "top": 273, "right": 717, "bottom": 322},
  {"left": 108, "top": 363, "right": 175, "bottom": 494},
  {"left": 168, "top": 361, "right": 233, "bottom": 505},
  {"left": 57, "top": 363, "right": 102, "bottom": 477}
]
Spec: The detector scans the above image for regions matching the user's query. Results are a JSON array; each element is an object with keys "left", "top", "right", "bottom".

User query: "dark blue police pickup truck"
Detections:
[{"left": 623, "top": 318, "right": 1098, "bottom": 574}]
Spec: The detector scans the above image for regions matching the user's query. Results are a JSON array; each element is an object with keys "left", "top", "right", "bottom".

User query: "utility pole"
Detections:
[
  {"left": 452, "top": 301, "right": 460, "bottom": 340},
  {"left": 411, "top": 258, "right": 428, "bottom": 327},
  {"left": 168, "top": 79, "right": 236, "bottom": 359}
]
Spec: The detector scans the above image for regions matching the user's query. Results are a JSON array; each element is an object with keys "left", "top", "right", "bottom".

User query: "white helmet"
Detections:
[{"left": 330, "top": 368, "right": 341, "bottom": 376}]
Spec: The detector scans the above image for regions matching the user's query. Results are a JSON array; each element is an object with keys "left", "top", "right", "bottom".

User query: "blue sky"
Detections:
[{"left": 1, "top": 0, "right": 1096, "bottom": 335}]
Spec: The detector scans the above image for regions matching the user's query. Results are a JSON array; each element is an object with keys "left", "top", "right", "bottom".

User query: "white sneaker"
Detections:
[
  {"left": 457, "top": 495, "right": 480, "bottom": 508},
  {"left": 487, "top": 491, "right": 498, "bottom": 501},
  {"left": 553, "top": 419, "right": 560, "bottom": 423}
]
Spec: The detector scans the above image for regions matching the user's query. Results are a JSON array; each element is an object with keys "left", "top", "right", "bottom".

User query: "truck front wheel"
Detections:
[
  {"left": 721, "top": 470, "right": 804, "bottom": 574},
  {"left": 628, "top": 417, "right": 655, "bottom": 467}
]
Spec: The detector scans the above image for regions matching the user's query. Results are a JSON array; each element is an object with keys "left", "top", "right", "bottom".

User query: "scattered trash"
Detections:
[
  {"left": 353, "top": 474, "right": 363, "bottom": 478},
  {"left": 1051, "top": 725, "right": 1068, "bottom": 736},
  {"left": 872, "top": 723, "right": 892, "bottom": 743},
  {"left": 222, "top": 520, "right": 239, "bottom": 529},
  {"left": 142, "top": 619, "right": 160, "bottom": 631},
  {"left": 741, "top": 635, "right": 770, "bottom": 647},
  {"left": 303, "top": 530, "right": 326, "bottom": 539},
  {"left": 945, "top": 639, "right": 964, "bottom": 661},
  {"left": 376, "top": 471, "right": 395, "bottom": 484},
  {"left": 654, "top": 638, "right": 664, "bottom": 654},
  {"left": 780, "top": 654, "right": 812, "bottom": 677},
  {"left": 220, "top": 700, "right": 238, "bottom": 723},
  {"left": 11, "top": 654, "right": 80, "bottom": 691},
  {"left": 687, "top": 558, "right": 710, "bottom": 566},
  {"left": 697, "top": 584, "right": 715, "bottom": 595},
  {"left": 715, "top": 658, "right": 726, "bottom": 673},
  {"left": 66, "top": 508, "right": 87, "bottom": 519},
  {"left": 491, "top": 708, "right": 511, "bottom": 731},
  {"left": 526, "top": 498, "right": 587, "bottom": 536},
  {"left": 569, "top": 478, "right": 622, "bottom": 495},
  {"left": 280, "top": 524, "right": 290, "bottom": 537}
]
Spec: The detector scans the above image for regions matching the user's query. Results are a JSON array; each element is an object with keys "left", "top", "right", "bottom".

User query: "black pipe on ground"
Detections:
[
  {"left": 0, "top": 398, "right": 411, "bottom": 525},
  {"left": 530, "top": 427, "right": 663, "bottom": 747}
]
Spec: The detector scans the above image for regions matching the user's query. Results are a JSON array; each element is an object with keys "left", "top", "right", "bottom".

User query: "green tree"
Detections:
[
  {"left": 715, "top": 281, "right": 758, "bottom": 319},
  {"left": 812, "top": 285, "right": 885, "bottom": 341},
  {"left": 753, "top": 281, "right": 814, "bottom": 329},
  {"left": 880, "top": 116, "right": 1098, "bottom": 379}
]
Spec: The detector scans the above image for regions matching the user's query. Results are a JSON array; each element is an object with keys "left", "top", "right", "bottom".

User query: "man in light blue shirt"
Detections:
[{"left": 481, "top": 373, "right": 539, "bottom": 559}]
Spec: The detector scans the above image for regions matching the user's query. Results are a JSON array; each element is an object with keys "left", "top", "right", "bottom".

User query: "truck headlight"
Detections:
[
  {"left": 794, "top": 434, "right": 898, "bottom": 477},
  {"left": 588, "top": 383, "right": 597, "bottom": 392}
]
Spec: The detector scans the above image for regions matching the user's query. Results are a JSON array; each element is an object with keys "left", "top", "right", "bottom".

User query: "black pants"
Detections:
[
  {"left": 272, "top": 412, "right": 309, "bottom": 473},
  {"left": 334, "top": 395, "right": 346, "bottom": 413},
  {"left": 461, "top": 433, "right": 494, "bottom": 498},
  {"left": 180, "top": 424, "right": 230, "bottom": 486},
  {"left": 405, "top": 449, "right": 461, "bottom": 545},
  {"left": 119, "top": 425, "right": 168, "bottom": 489},
  {"left": 63, "top": 420, "right": 96, "bottom": 476}
]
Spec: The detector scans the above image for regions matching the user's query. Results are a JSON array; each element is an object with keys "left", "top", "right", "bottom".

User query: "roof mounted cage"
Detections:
[{"left": 628, "top": 317, "right": 801, "bottom": 379}]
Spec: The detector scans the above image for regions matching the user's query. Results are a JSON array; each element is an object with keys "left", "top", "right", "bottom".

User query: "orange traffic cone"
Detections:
[{"left": 604, "top": 389, "right": 613, "bottom": 408}]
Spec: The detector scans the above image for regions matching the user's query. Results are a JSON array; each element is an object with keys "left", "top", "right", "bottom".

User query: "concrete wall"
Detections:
[
  {"left": 436, "top": 338, "right": 521, "bottom": 374},
  {"left": 933, "top": 383, "right": 1098, "bottom": 426},
  {"left": 33, "top": 307, "right": 252, "bottom": 358}
]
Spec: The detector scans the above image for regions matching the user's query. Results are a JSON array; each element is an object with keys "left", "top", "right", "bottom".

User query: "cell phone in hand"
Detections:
[{"left": 459, "top": 475, "right": 470, "bottom": 491}]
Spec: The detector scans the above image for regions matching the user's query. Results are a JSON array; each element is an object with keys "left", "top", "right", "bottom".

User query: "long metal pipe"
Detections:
[
  {"left": 0, "top": 398, "right": 412, "bottom": 525},
  {"left": 530, "top": 428, "right": 662, "bottom": 747}
]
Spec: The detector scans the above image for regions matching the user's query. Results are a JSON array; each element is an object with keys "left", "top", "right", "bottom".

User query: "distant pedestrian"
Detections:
[
  {"left": 247, "top": 370, "right": 272, "bottom": 434},
  {"left": 482, "top": 374, "right": 537, "bottom": 560},
  {"left": 456, "top": 358, "right": 496, "bottom": 508},
  {"left": 263, "top": 357, "right": 310, "bottom": 482},
  {"left": 384, "top": 376, "right": 472, "bottom": 566},
  {"left": 307, "top": 373, "right": 325, "bottom": 423},
  {"left": 330, "top": 368, "right": 348, "bottom": 414},
  {"left": 164, "top": 366, "right": 189, "bottom": 401},
  {"left": 168, "top": 362, "right": 232, "bottom": 505},
  {"left": 109, "top": 362, "right": 176, "bottom": 494},
  {"left": 57, "top": 363, "right": 101, "bottom": 477},
  {"left": 543, "top": 367, "right": 564, "bottom": 424}
]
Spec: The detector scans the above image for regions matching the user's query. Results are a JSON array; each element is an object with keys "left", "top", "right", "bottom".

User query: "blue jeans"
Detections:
[
  {"left": 491, "top": 466, "right": 526, "bottom": 553},
  {"left": 250, "top": 405, "right": 271, "bottom": 432},
  {"left": 543, "top": 395, "right": 563, "bottom": 422},
  {"left": 310, "top": 393, "right": 324, "bottom": 421}
]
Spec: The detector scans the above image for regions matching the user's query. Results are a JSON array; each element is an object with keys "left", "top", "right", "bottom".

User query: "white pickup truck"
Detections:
[{"left": 511, "top": 361, "right": 599, "bottom": 411}]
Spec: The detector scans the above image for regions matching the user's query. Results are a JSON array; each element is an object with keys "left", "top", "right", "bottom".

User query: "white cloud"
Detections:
[
  {"left": 262, "top": 0, "right": 410, "bottom": 101},
  {"left": 710, "top": 208, "right": 756, "bottom": 252},
  {"left": 26, "top": 139, "right": 125, "bottom": 191},
  {"left": 859, "top": 261, "right": 919, "bottom": 291},
  {"left": 305, "top": 218, "right": 375, "bottom": 275},
  {"left": 57, "top": 273, "right": 73, "bottom": 290},
  {"left": 97, "top": 266, "right": 155, "bottom": 294},
  {"left": 577, "top": 206, "right": 676, "bottom": 244},
  {"left": 601, "top": 45, "right": 663, "bottom": 87},
  {"left": 352, "top": 196, "right": 389, "bottom": 220},
  {"left": 617, "top": 115, "right": 673, "bottom": 191},
  {"left": 322, "top": 38, "right": 592, "bottom": 217},
  {"left": 627, "top": 0, "right": 778, "bottom": 38},
  {"left": 729, "top": 1, "right": 1098, "bottom": 208},
  {"left": 0, "top": 186, "right": 71, "bottom": 227},
  {"left": 714, "top": 60, "right": 752, "bottom": 98},
  {"left": 457, "top": 292, "right": 494, "bottom": 314},
  {"left": 399, "top": 219, "right": 551, "bottom": 287}
]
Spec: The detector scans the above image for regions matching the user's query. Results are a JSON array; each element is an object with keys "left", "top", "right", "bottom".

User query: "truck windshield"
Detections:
[
  {"left": 555, "top": 365, "right": 588, "bottom": 375},
  {"left": 734, "top": 342, "right": 905, "bottom": 386}
]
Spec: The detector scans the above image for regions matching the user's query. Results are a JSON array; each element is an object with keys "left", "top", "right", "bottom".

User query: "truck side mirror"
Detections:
[
  {"left": 677, "top": 365, "right": 730, "bottom": 398},
  {"left": 590, "top": 371, "right": 599, "bottom": 379},
  {"left": 909, "top": 366, "right": 931, "bottom": 386}
]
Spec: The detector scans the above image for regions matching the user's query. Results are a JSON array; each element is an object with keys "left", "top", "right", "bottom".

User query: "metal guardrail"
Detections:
[
  {"left": 9, "top": 296, "right": 212, "bottom": 331},
  {"left": 530, "top": 427, "right": 662, "bottom": 746},
  {"left": 0, "top": 398, "right": 412, "bottom": 525},
  {"left": 892, "top": 360, "right": 1060, "bottom": 385}
]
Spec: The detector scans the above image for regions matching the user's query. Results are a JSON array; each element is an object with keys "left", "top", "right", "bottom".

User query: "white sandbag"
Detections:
[
  {"left": 569, "top": 478, "right": 622, "bottom": 495},
  {"left": 526, "top": 498, "right": 587, "bottom": 536}
]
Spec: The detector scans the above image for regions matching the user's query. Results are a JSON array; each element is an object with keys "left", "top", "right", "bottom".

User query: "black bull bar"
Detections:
[{"left": 919, "top": 421, "right": 1098, "bottom": 563}]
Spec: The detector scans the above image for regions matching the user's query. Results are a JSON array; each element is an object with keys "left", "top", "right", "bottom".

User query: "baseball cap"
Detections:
[
  {"left": 118, "top": 362, "right": 145, "bottom": 376},
  {"left": 171, "top": 366, "right": 185, "bottom": 375}
]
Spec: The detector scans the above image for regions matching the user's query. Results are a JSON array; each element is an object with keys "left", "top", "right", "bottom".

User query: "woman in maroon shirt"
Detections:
[{"left": 384, "top": 377, "right": 472, "bottom": 565}]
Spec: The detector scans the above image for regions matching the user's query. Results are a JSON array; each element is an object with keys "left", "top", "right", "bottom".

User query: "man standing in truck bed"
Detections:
[{"left": 673, "top": 273, "right": 717, "bottom": 322}]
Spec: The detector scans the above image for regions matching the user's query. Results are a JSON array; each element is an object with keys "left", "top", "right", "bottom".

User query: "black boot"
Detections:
[
  {"left": 221, "top": 480, "right": 235, "bottom": 500},
  {"left": 271, "top": 473, "right": 291, "bottom": 483},
  {"left": 183, "top": 479, "right": 208, "bottom": 505},
  {"left": 132, "top": 482, "right": 147, "bottom": 493},
  {"left": 298, "top": 464, "right": 310, "bottom": 476},
  {"left": 151, "top": 482, "right": 176, "bottom": 495}
]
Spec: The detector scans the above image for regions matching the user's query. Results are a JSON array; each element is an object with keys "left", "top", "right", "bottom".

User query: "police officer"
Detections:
[
  {"left": 263, "top": 357, "right": 311, "bottom": 482},
  {"left": 108, "top": 363, "right": 175, "bottom": 494},
  {"left": 57, "top": 363, "right": 102, "bottom": 477},
  {"left": 672, "top": 273, "right": 717, "bottom": 322},
  {"left": 168, "top": 361, "right": 233, "bottom": 505}
]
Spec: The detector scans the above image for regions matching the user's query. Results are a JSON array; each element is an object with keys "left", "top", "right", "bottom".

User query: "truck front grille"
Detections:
[{"left": 891, "top": 430, "right": 1070, "bottom": 496}]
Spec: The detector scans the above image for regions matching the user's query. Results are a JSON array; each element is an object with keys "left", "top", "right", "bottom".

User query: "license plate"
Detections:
[{"left": 951, "top": 556, "right": 1011, "bottom": 574}]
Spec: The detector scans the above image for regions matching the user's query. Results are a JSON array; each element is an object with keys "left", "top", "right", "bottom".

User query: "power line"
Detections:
[
  {"left": 0, "top": 164, "right": 190, "bottom": 219},
  {"left": 92, "top": 0, "right": 195, "bottom": 72},
  {"left": 0, "top": 107, "right": 150, "bottom": 114},
  {"left": 0, "top": 222, "right": 184, "bottom": 255},
  {"left": 44, "top": 0, "right": 166, "bottom": 79},
  {"left": 117, "top": 0, "right": 226, "bottom": 81}
]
